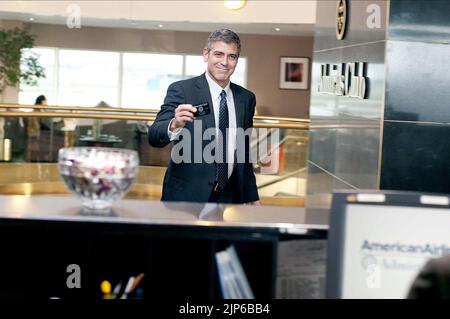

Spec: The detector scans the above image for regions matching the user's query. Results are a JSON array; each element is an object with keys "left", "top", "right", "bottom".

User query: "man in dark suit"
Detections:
[
  {"left": 148, "top": 29, "right": 259, "bottom": 204},
  {"left": 407, "top": 254, "right": 450, "bottom": 299}
]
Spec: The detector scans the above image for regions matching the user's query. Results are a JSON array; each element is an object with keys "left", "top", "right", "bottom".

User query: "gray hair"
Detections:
[{"left": 206, "top": 29, "right": 241, "bottom": 56}]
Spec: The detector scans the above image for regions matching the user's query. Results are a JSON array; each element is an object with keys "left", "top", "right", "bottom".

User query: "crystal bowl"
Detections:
[{"left": 58, "top": 147, "right": 139, "bottom": 210}]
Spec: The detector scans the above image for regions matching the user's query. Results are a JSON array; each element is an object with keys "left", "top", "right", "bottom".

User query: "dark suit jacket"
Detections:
[
  {"left": 148, "top": 73, "right": 259, "bottom": 203},
  {"left": 407, "top": 254, "right": 450, "bottom": 299}
]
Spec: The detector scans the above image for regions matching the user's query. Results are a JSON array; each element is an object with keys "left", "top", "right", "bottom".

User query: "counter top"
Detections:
[{"left": 0, "top": 195, "right": 329, "bottom": 233}]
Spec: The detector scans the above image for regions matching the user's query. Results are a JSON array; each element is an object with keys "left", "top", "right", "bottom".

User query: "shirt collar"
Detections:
[{"left": 205, "top": 71, "right": 231, "bottom": 100}]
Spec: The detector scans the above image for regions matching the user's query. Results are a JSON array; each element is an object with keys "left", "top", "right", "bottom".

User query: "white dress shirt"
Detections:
[{"left": 167, "top": 71, "right": 237, "bottom": 178}]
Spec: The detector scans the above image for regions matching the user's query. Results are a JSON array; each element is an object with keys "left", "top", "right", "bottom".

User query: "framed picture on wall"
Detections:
[{"left": 279, "top": 57, "right": 309, "bottom": 90}]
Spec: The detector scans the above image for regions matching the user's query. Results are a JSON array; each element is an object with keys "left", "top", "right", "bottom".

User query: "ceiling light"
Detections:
[
  {"left": 29, "top": 17, "right": 35, "bottom": 21},
  {"left": 275, "top": 28, "right": 281, "bottom": 32},
  {"left": 158, "top": 24, "right": 164, "bottom": 28},
  {"left": 224, "top": 0, "right": 247, "bottom": 10}
]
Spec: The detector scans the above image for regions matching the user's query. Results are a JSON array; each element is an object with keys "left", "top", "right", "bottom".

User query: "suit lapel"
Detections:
[
  {"left": 231, "top": 83, "right": 245, "bottom": 129},
  {"left": 196, "top": 74, "right": 216, "bottom": 131}
]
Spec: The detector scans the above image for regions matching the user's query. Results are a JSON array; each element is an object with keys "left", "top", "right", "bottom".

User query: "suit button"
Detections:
[{"left": 160, "top": 138, "right": 164, "bottom": 142}]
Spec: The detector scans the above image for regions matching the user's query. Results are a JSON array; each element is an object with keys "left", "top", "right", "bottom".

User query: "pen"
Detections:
[
  {"left": 130, "top": 273, "right": 145, "bottom": 293},
  {"left": 111, "top": 281, "right": 122, "bottom": 299},
  {"left": 120, "top": 276, "right": 135, "bottom": 299}
]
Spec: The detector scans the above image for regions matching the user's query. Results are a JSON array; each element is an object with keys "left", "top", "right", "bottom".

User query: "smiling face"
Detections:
[{"left": 203, "top": 40, "right": 239, "bottom": 88}]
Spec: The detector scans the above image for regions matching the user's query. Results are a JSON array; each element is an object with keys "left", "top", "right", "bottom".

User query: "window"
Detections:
[
  {"left": 19, "top": 48, "right": 248, "bottom": 109},
  {"left": 19, "top": 48, "right": 55, "bottom": 105},
  {"left": 58, "top": 50, "right": 120, "bottom": 107},
  {"left": 122, "top": 53, "right": 183, "bottom": 109}
]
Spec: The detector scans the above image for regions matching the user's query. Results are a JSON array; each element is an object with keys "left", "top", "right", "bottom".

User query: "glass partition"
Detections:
[{"left": 0, "top": 105, "right": 308, "bottom": 206}]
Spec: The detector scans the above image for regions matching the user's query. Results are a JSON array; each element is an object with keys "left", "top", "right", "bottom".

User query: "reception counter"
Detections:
[{"left": 0, "top": 195, "right": 328, "bottom": 300}]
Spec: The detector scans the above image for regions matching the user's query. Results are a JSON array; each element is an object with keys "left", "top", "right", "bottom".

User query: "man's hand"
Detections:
[{"left": 169, "top": 104, "right": 197, "bottom": 132}]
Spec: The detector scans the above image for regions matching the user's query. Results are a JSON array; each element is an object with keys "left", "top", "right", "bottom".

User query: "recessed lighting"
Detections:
[
  {"left": 29, "top": 17, "right": 35, "bottom": 21},
  {"left": 275, "top": 27, "right": 281, "bottom": 32},
  {"left": 224, "top": 0, "right": 247, "bottom": 10},
  {"left": 158, "top": 24, "right": 164, "bottom": 28}
]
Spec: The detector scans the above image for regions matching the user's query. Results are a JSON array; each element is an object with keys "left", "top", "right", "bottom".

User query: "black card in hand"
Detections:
[{"left": 193, "top": 102, "right": 210, "bottom": 117}]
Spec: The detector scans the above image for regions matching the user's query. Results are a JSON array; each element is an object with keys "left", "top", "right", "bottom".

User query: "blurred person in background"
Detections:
[
  {"left": 408, "top": 254, "right": 450, "bottom": 299},
  {"left": 26, "top": 95, "right": 51, "bottom": 161}
]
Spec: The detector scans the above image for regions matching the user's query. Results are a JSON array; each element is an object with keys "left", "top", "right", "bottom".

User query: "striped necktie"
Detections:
[{"left": 217, "top": 90, "right": 229, "bottom": 189}]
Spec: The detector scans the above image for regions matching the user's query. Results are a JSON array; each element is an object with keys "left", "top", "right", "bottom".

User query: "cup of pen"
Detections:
[{"left": 58, "top": 147, "right": 139, "bottom": 213}]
